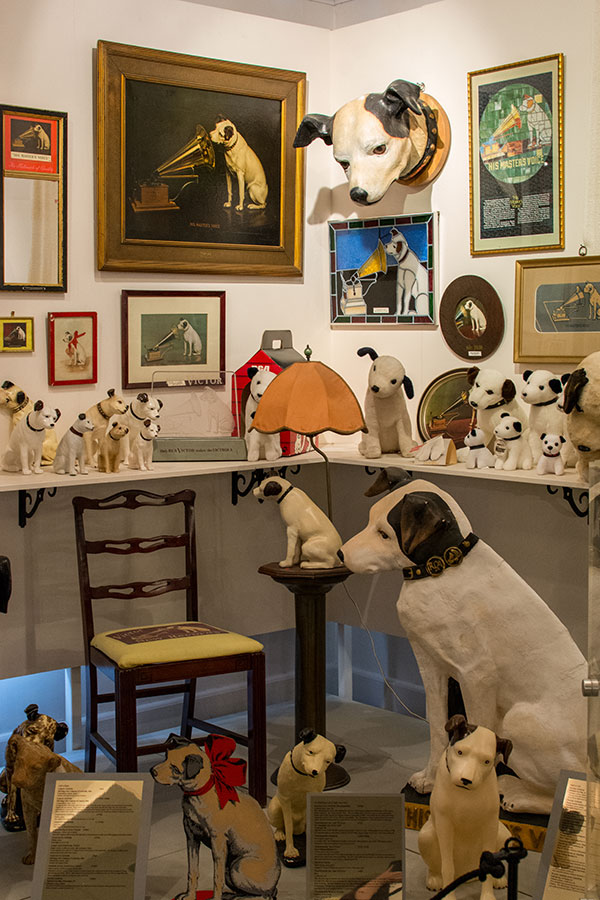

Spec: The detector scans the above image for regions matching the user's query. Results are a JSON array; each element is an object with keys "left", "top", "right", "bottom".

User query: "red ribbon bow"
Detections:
[{"left": 191, "top": 734, "right": 247, "bottom": 809}]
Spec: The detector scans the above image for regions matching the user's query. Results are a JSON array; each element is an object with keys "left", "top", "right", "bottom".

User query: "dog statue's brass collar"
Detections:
[
  {"left": 97, "top": 401, "right": 110, "bottom": 420},
  {"left": 403, "top": 533, "right": 478, "bottom": 581}
]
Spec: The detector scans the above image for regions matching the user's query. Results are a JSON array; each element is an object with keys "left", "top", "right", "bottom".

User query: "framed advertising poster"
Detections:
[
  {"left": 468, "top": 54, "right": 564, "bottom": 256},
  {"left": 97, "top": 41, "right": 305, "bottom": 276},
  {"left": 48, "top": 311, "right": 98, "bottom": 385}
]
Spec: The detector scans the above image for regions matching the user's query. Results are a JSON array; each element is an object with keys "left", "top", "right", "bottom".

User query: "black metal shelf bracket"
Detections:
[
  {"left": 18, "top": 487, "right": 58, "bottom": 528},
  {"left": 546, "top": 485, "right": 589, "bottom": 518},
  {"left": 231, "top": 465, "right": 301, "bottom": 505}
]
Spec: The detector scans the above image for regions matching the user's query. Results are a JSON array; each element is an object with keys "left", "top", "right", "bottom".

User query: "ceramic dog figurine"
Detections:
[
  {"left": 357, "top": 347, "right": 415, "bottom": 458},
  {"left": 493, "top": 413, "right": 532, "bottom": 471},
  {"left": 0, "top": 380, "right": 58, "bottom": 464},
  {"left": 254, "top": 476, "right": 342, "bottom": 568},
  {"left": 467, "top": 367, "right": 528, "bottom": 446},
  {"left": 418, "top": 715, "right": 512, "bottom": 900},
  {"left": 267, "top": 729, "right": 346, "bottom": 863},
  {"left": 151, "top": 734, "right": 280, "bottom": 900},
  {"left": 52, "top": 413, "right": 95, "bottom": 475},
  {"left": 6, "top": 734, "right": 81, "bottom": 864},
  {"left": 245, "top": 367, "right": 281, "bottom": 463},
  {"left": 562, "top": 351, "right": 600, "bottom": 479},
  {"left": 128, "top": 419, "right": 160, "bottom": 471},
  {"left": 2, "top": 401, "right": 61, "bottom": 474},
  {"left": 84, "top": 388, "right": 129, "bottom": 465},
  {"left": 294, "top": 79, "right": 450, "bottom": 203},
  {"left": 97, "top": 422, "right": 129, "bottom": 473},
  {"left": 339, "top": 474, "right": 586, "bottom": 814},
  {"left": 115, "top": 391, "right": 163, "bottom": 463}
]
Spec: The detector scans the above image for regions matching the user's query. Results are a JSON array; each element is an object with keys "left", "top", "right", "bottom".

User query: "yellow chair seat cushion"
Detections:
[{"left": 91, "top": 621, "right": 263, "bottom": 669}]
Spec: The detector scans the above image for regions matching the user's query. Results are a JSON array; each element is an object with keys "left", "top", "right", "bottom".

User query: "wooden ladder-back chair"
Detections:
[{"left": 72, "top": 488, "right": 266, "bottom": 805}]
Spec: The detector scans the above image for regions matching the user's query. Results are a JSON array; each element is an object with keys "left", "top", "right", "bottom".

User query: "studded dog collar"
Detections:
[
  {"left": 403, "top": 533, "right": 479, "bottom": 581},
  {"left": 402, "top": 99, "right": 438, "bottom": 181}
]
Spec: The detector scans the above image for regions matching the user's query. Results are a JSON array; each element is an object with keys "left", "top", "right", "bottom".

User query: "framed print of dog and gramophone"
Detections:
[
  {"left": 468, "top": 54, "right": 564, "bottom": 256},
  {"left": 97, "top": 41, "right": 305, "bottom": 276}
]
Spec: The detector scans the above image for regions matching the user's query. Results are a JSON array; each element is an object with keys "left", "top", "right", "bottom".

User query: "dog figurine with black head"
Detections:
[
  {"left": 467, "top": 367, "right": 528, "bottom": 447},
  {"left": 338, "top": 473, "right": 586, "bottom": 814},
  {"left": 0, "top": 380, "right": 58, "bottom": 465},
  {"left": 210, "top": 116, "right": 268, "bottom": 211},
  {"left": 294, "top": 79, "right": 450, "bottom": 204},
  {"left": 357, "top": 347, "right": 415, "bottom": 458},
  {"left": 245, "top": 367, "right": 281, "bottom": 463},
  {"left": 418, "top": 715, "right": 512, "bottom": 900},
  {"left": 267, "top": 729, "right": 346, "bottom": 863},
  {"left": 562, "top": 351, "right": 600, "bottom": 479},
  {"left": 2, "top": 401, "right": 61, "bottom": 475},
  {"left": 151, "top": 734, "right": 280, "bottom": 900},
  {"left": 254, "top": 476, "right": 342, "bottom": 569}
]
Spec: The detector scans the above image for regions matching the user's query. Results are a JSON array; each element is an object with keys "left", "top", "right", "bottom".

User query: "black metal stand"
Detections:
[{"left": 430, "top": 837, "right": 527, "bottom": 900}]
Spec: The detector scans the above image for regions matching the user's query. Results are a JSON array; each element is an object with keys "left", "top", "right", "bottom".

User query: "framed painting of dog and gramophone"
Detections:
[{"left": 97, "top": 41, "right": 305, "bottom": 276}]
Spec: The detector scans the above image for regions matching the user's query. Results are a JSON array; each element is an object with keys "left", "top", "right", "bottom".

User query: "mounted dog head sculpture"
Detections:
[{"left": 294, "top": 79, "right": 450, "bottom": 204}]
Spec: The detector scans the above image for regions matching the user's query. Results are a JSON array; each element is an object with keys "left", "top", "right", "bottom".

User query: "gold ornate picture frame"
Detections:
[
  {"left": 97, "top": 41, "right": 305, "bottom": 276},
  {"left": 468, "top": 54, "right": 564, "bottom": 256}
]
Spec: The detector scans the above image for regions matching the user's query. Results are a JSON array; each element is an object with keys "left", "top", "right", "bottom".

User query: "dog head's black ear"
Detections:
[
  {"left": 262, "top": 480, "right": 283, "bottom": 498},
  {"left": 357, "top": 347, "right": 378, "bottom": 362},
  {"left": 496, "top": 735, "right": 513, "bottom": 765},
  {"left": 223, "top": 125, "right": 234, "bottom": 141},
  {"left": 299, "top": 728, "right": 317, "bottom": 744},
  {"left": 1, "top": 380, "right": 14, "bottom": 389},
  {"left": 78, "top": 413, "right": 86, "bottom": 420},
  {"left": 165, "top": 733, "right": 192, "bottom": 750},
  {"left": 445, "top": 714, "right": 470, "bottom": 745},
  {"left": 107, "top": 388, "right": 116, "bottom": 398},
  {"left": 467, "top": 366, "right": 479, "bottom": 386},
  {"left": 293, "top": 113, "right": 334, "bottom": 148},
  {"left": 144, "top": 419, "right": 151, "bottom": 427},
  {"left": 402, "top": 375, "right": 414, "bottom": 400},
  {"left": 54, "top": 409, "right": 61, "bottom": 421},
  {"left": 561, "top": 372, "right": 571, "bottom": 386},
  {"left": 364, "top": 80, "right": 422, "bottom": 139},
  {"left": 34, "top": 400, "right": 43, "bottom": 411},
  {"left": 501, "top": 378, "right": 516, "bottom": 402},
  {"left": 334, "top": 744, "right": 346, "bottom": 763},
  {"left": 247, "top": 366, "right": 259, "bottom": 380},
  {"left": 137, "top": 392, "right": 148, "bottom": 403},
  {"left": 183, "top": 753, "right": 205, "bottom": 781},
  {"left": 54, "top": 722, "right": 69, "bottom": 742},
  {"left": 364, "top": 467, "right": 412, "bottom": 498},
  {"left": 541, "top": 432, "right": 547, "bottom": 441},
  {"left": 513, "top": 420, "right": 522, "bottom": 433},
  {"left": 500, "top": 411, "right": 509, "bottom": 418},
  {"left": 562, "top": 368, "right": 588, "bottom": 414},
  {"left": 522, "top": 370, "right": 533, "bottom": 382},
  {"left": 158, "top": 398, "right": 163, "bottom": 410},
  {"left": 388, "top": 492, "right": 457, "bottom": 560},
  {"left": 549, "top": 378, "right": 562, "bottom": 395}
]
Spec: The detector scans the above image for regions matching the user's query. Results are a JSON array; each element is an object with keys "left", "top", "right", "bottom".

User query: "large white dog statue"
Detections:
[{"left": 339, "top": 473, "right": 586, "bottom": 814}]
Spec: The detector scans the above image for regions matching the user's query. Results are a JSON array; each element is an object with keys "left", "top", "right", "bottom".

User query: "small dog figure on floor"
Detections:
[
  {"left": 151, "top": 734, "right": 280, "bottom": 900},
  {"left": 210, "top": 116, "right": 268, "bottom": 211},
  {"left": 419, "top": 715, "right": 512, "bottom": 900},
  {"left": 97, "top": 422, "right": 129, "bottom": 473},
  {"left": 267, "top": 729, "right": 346, "bottom": 864},
  {"left": 52, "top": 413, "right": 94, "bottom": 475},
  {"left": 128, "top": 419, "right": 160, "bottom": 471},
  {"left": 6, "top": 734, "right": 81, "bottom": 864},
  {"left": 2, "top": 401, "right": 61, "bottom": 474},
  {"left": 254, "top": 476, "right": 342, "bottom": 568}
]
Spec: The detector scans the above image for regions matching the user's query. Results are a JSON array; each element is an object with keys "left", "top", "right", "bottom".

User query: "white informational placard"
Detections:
[
  {"left": 31, "top": 773, "right": 154, "bottom": 900},
  {"left": 307, "top": 793, "right": 404, "bottom": 900},
  {"left": 534, "top": 770, "right": 589, "bottom": 900}
]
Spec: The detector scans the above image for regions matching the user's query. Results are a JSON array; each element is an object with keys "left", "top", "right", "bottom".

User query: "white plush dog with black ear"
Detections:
[
  {"left": 464, "top": 427, "right": 495, "bottom": 469},
  {"left": 521, "top": 369, "right": 572, "bottom": 464},
  {"left": 357, "top": 347, "right": 415, "bottom": 458},
  {"left": 467, "top": 367, "right": 528, "bottom": 446},
  {"left": 52, "top": 413, "right": 94, "bottom": 475},
  {"left": 2, "top": 402, "right": 61, "bottom": 474},
  {"left": 493, "top": 413, "right": 532, "bottom": 471},
  {"left": 537, "top": 433, "right": 566, "bottom": 476}
]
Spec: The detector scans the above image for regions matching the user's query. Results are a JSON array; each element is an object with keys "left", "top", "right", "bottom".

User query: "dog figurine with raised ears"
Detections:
[
  {"left": 151, "top": 734, "right": 280, "bottom": 900},
  {"left": 293, "top": 79, "right": 450, "bottom": 204},
  {"left": 418, "top": 714, "right": 513, "bottom": 900},
  {"left": 338, "top": 471, "right": 586, "bottom": 814}
]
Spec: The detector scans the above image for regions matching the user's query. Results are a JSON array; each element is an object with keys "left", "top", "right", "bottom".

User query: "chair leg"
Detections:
[
  {"left": 247, "top": 652, "right": 267, "bottom": 807},
  {"left": 181, "top": 678, "right": 197, "bottom": 738},
  {"left": 115, "top": 669, "right": 137, "bottom": 772},
  {"left": 85, "top": 664, "right": 98, "bottom": 772}
]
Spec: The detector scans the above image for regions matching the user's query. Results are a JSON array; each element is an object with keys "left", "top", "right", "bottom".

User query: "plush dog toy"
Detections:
[
  {"left": 151, "top": 734, "right": 280, "bottom": 900},
  {"left": 97, "top": 422, "right": 129, "bottom": 473},
  {"left": 521, "top": 369, "right": 573, "bottom": 464},
  {"left": 84, "top": 388, "right": 129, "bottom": 465},
  {"left": 254, "top": 476, "right": 342, "bottom": 568},
  {"left": 128, "top": 419, "right": 160, "bottom": 471},
  {"left": 294, "top": 79, "right": 450, "bottom": 203},
  {"left": 537, "top": 433, "right": 566, "bottom": 476},
  {"left": 464, "top": 427, "right": 495, "bottom": 469},
  {"left": 6, "top": 734, "right": 81, "bottom": 864},
  {"left": 467, "top": 367, "right": 527, "bottom": 446},
  {"left": 0, "top": 380, "right": 58, "bottom": 464},
  {"left": 267, "top": 729, "right": 346, "bottom": 863},
  {"left": 562, "top": 351, "right": 600, "bottom": 479},
  {"left": 493, "top": 412, "right": 532, "bottom": 471},
  {"left": 357, "top": 347, "right": 415, "bottom": 458},
  {"left": 52, "top": 412, "right": 94, "bottom": 476},
  {"left": 2, "top": 401, "right": 61, "bottom": 474},
  {"left": 418, "top": 715, "right": 512, "bottom": 900},
  {"left": 245, "top": 367, "right": 281, "bottom": 463}
]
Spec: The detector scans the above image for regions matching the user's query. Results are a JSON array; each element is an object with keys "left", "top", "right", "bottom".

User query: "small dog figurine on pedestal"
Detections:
[
  {"left": 97, "top": 422, "right": 129, "bottom": 473},
  {"left": 267, "top": 729, "right": 346, "bottom": 865},
  {"left": 357, "top": 347, "right": 415, "bottom": 458},
  {"left": 2, "top": 401, "right": 61, "bottom": 474},
  {"left": 418, "top": 715, "right": 512, "bottom": 900}
]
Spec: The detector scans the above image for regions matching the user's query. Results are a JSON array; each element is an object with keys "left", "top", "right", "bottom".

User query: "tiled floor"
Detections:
[{"left": 1, "top": 698, "right": 539, "bottom": 900}]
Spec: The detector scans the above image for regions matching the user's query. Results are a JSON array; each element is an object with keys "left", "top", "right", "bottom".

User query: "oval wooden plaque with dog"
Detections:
[{"left": 439, "top": 275, "right": 504, "bottom": 362}]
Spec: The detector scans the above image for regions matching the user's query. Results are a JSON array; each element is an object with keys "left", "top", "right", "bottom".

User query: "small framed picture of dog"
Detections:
[
  {"left": 0, "top": 316, "right": 34, "bottom": 352},
  {"left": 121, "top": 289, "right": 226, "bottom": 390},
  {"left": 328, "top": 213, "right": 437, "bottom": 326},
  {"left": 47, "top": 311, "right": 97, "bottom": 385}
]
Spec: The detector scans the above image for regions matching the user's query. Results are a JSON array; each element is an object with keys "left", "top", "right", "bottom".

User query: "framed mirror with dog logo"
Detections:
[{"left": 0, "top": 104, "right": 67, "bottom": 291}]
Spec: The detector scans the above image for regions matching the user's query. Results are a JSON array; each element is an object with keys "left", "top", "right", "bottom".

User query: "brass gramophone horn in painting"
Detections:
[{"left": 131, "top": 125, "right": 215, "bottom": 213}]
